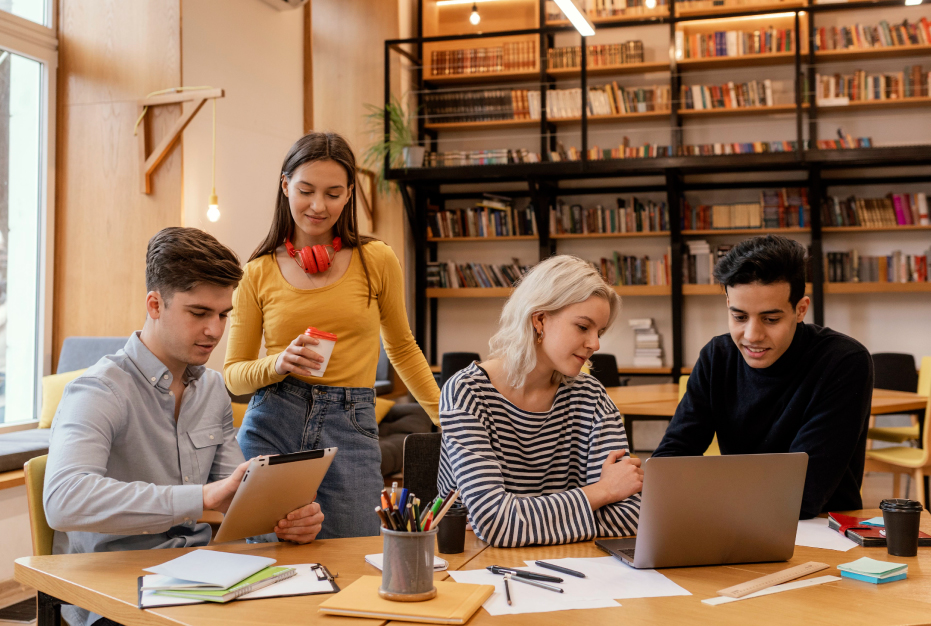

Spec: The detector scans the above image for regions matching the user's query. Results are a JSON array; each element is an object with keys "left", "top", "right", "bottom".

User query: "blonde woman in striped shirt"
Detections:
[{"left": 437, "top": 255, "right": 643, "bottom": 548}]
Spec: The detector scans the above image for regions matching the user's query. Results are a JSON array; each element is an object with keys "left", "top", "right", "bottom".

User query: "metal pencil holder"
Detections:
[{"left": 378, "top": 526, "right": 439, "bottom": 602}]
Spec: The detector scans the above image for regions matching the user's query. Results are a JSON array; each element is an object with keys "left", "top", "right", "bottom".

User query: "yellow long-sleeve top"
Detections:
[{"left": 224, "top": 241, "right": 440, "bottom": 424}]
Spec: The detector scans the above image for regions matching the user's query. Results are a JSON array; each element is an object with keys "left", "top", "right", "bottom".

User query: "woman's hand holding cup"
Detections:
[{"left": 274, "top": 333, "right": 324, "bottom": 376}]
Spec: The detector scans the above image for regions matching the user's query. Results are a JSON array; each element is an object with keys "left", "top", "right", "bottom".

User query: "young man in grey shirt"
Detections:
[{"left": 44, "top": 227, "right": 325, "bottom": 626}]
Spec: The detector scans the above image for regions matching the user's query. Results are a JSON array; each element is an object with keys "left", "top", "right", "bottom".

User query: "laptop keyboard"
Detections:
[{"left": 619, "top": 548, "right": 636, "bottom": 560}]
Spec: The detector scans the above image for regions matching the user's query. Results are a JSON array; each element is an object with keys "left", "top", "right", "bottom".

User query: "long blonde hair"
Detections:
[{"left": 488, "top": 255, "right": 620, "bottom": 389}]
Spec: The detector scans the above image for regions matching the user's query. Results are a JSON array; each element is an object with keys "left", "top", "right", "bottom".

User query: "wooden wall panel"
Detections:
[{"left": 53, "top": 0, "right": 183, "bottom": 369}]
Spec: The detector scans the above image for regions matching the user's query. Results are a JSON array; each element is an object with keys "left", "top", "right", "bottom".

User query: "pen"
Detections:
[
  {"left": 486, "top": 565, "right": 563, "bottom": 583},
  {"left": 399, "top": 488, "right": 409, "bottom": 513},
  {"left": 508, "top": 575, "right": 563, "bottom": 594},
  {"left": 503, "top": 574, "right": 513, "bottom": 605},
  {"left": 431, "top": 490, "right": 461, "bottom": 528},
  {"left": 534, "top": 561, "right": 586, "bottom": 578}
]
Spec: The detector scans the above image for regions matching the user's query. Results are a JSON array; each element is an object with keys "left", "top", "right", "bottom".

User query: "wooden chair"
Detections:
[
  {"left": 867, "top": 354, "right": 927, "bottom": 446},
  {"left": 864, "top": 392, "right": 931, "bottom": 509},
  {"left": 24, "top": 454, "right": 54, "bottom": 556},
  {"left": 678, "top": 374, "right": 719, "bottom": 456}
]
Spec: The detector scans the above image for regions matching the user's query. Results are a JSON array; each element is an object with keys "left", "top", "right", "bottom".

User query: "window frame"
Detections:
[{"left": 0, "top": 6, "right": 57, "bottom": 432}]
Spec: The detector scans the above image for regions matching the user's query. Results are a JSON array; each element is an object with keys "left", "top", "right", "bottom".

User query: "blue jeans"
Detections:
[{"left": 238, "top": 378, "right": 383, "bottom": 539}]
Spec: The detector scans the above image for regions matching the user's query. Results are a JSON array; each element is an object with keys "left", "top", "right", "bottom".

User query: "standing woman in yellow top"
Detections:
[{"left": 225, "top": 132, "right": 440, "bottom": 539}]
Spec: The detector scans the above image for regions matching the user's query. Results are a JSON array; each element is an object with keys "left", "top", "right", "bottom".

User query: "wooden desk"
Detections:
[
  {"left": 15, "top": 533, "right": 488, "bottom": 626},
  {"left": 605, "top": 384, "right": 678, "bottom": 407},
  {"left": 427, "top": 509, "right": 931, "bottom": 626},
  {"left": 870, "top": 389, "right": 929, "bottom": 415}
]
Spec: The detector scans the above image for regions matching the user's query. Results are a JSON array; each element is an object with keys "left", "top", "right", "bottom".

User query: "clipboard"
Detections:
[{"left": 138, "top": 563, "right": 340, "bottom": 609}]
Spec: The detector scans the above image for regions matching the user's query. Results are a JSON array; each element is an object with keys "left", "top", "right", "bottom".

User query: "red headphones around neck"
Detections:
[{"left": 285, "top": 236, "right": 342, "bottom": 274}]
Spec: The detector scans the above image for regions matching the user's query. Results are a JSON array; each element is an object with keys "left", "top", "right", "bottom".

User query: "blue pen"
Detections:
[{"left": 398, "top": 489, "right": 410, "bottom": 525}]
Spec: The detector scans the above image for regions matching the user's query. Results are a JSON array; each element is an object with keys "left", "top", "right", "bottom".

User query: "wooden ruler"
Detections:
[{"left": 717, "top": 562, "right": 830, "bottom": 598}]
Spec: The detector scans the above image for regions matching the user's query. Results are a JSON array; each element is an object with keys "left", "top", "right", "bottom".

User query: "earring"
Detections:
[{"left": 536, "top": 330, "right": 544, "bottom": 344}]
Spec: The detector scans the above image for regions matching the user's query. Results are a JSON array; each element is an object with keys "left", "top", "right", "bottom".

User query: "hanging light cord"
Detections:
[
  {"left": 133, "top": 85, "right": 216, "bottom": 136},
  {"left": 211, "top": 98, "right": 217, "bottom": 197}
]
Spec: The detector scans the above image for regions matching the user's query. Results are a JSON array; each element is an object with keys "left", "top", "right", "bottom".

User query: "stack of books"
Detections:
[
  {"left": 814, "top": 65, "right": 929, "bottom": 105},
  {"left": 426, "top": 260, "right": 530, "bottom": 289},
  {"left": 683, "top": 240, "right": 719, "bottom": 285},
  {"left": 427, "top": 196, "right": 538, "bottom": 238},
  {"left": 821, "top": 193, "right": 930, "bottom": 227},
  {"left": 596, "top": 251, "right": 672, "bottom": 287},
  {"left": 550, "top": 198, "right": 669, "bottom": 234},
  {"left": 430, "top": 41, "right": 536, "bottom": 77},
  {"left": 547, "top": 41, "right": 645, "bottom": 70},
  {"left": 676, "top": 26, "right": 795, "bottom": 60},
  {"left": 825, "top": 248, "right": 930, "bottom": 283},
  {"left": 814, "top": 18, "right": 931, "bottom": 52},
  {"left": 681, "top": 79, "right": 781, "bottom": 110},
  {"left": 629, "top": 319, "right": 664, "bottom": 367},
  {"left": 837, "top": 558, "right": 907, "bottom": 584}
]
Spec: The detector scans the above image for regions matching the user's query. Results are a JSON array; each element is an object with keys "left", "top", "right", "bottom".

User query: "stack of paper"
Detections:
[{"left": 837, "top": 557, "right": 908, "bottom": 584}]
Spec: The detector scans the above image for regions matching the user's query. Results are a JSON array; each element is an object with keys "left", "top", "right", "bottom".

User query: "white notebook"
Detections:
[{"left": 142, "top": 550, "right": 276, "bottom": 590}]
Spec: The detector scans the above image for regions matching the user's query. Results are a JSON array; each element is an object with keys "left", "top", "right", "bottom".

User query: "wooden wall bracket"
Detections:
[{"left": 137, "top": 88, "right": 225, "bottom": 194}]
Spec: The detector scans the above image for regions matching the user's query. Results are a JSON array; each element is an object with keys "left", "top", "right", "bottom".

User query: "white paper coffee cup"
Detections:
[{"left": 305, "top": 327, "right": 337, "bottom": 376}]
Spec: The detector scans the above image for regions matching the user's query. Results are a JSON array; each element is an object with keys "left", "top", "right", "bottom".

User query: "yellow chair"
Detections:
[
  {"left": 231, "top": 402, "right": 248, "bottom": 428},
  {"left": 678, "top": 374, "right": 720, "bottom": 456},
  {"left": 24, "top": 454, "right": 54, "bottom": 556},
  {"left": 864, "top": 392, "right": 931, "bottom": 508},
  {"left": 867, "top": 356, "right": 929, "bottom": 445}
]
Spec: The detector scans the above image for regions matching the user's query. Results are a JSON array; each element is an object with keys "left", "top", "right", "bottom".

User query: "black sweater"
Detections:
[{"left": 653, "top": 322, "right": 873, "bottom": 518}]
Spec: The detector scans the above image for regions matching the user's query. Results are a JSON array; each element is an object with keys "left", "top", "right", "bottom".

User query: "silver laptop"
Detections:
[{"left": 595, "top": 453, "right": 808, "bottom": 569}]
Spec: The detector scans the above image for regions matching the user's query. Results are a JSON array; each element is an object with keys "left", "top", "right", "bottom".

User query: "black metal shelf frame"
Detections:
[{"left": 385, "top": 0, "right": 931, "bottom": 375}]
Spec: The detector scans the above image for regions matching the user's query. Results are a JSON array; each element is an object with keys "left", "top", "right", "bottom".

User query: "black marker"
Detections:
[
  {"left": 487, "top": 565, "right": 562, "bottom": 583},
  {"left": 534, "top": 560, "right": 586, "bottom": 578}
]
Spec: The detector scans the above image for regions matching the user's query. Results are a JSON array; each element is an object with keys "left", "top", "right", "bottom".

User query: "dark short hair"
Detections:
[
  {"left": 713, "top": 235, "right": 808, "bottom": 307},
  {"left": 146, "top": 227, "right": 243, "bottom": 301}
]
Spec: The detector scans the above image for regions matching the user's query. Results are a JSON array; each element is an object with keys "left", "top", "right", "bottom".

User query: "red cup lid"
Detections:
[{"left": 305, "top": 327, "right": 338, "bottom": 341}]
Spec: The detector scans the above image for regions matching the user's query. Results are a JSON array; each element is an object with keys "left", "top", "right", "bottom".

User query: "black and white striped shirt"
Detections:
[{"left": 437, "top": 363, "right": 640, "bottom": 547}]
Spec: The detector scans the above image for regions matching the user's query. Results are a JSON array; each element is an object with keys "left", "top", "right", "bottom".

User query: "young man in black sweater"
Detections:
[{"left": 652, "top": 235, "right": 873, "bottom": 518}]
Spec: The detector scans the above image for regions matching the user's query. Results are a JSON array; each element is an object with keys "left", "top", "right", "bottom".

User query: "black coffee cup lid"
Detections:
[{"left": 880, "top": 498, "right": 923, "bottom": 513}]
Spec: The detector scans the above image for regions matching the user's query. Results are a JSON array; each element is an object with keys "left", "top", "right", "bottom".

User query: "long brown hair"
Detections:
[{"left": 250, "top": 132, "right": 378, "bottom": 303}]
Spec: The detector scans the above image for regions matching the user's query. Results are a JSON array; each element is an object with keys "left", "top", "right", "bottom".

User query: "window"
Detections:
[{"left": 0, "top": 6, "right": 55, "bottom": 426}]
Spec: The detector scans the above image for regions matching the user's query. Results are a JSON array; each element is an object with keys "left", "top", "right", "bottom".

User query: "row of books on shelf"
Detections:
[
  {"left": 423, "top": 89, "right": 529, "bottom": 124},
  {"left": 559, "top": 85, "right": 671, "bottom": 118},
  {"left": 814, "top": 18, "right": 931, "bottom": 52},
  {"left": 552, "top": 198, "right": 670, "bottom": 235},
  {"left": 594, "top": 251, "right": 673, "bottom": 287},
  {"left": 821, "top": 193, "right": 931, "bottom": 227},
  {"left": 423, "top": 149, "right": 541, "bottom": 168},
  {"left": 426, "top": 203, "right": 539, "bottom": 238},
  {"left": 426, "top": 261, "right": 530, "bottom": 289},
  {"left": 544, "top": 0, "right": 666, "bottom": 21},
  {"left": 813, "top": 67, "right": 929, "bottom": 104},
  {"left": 826, "top": 249, "right": 931, "bottom": 283},
  {"left": 682, "top": 79, "right": 781, "bottom": 110},
  {"left": 683, "top": 189, "right": 810, "bottom": 230},
  {"left": 683, "top": 240, "right": 731, "bottom": 285},
  {"left": 675, "top": 27, "right": 796, "bottom": 60},
  {"left": 547, "top": 41, "right": 645, "bottom": 70},
  {"left": 429, "top": 41, "right": 537, "bottom": 77}
]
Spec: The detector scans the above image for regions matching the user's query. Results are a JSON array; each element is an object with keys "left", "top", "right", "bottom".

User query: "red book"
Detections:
[{"left": 828, "top": 512, "right": 931, "bottom": 547}]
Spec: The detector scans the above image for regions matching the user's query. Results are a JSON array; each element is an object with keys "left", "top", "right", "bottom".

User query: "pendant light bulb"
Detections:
[
  {"left": 469, "top": 3, "right": 480, "bottom": 25},
  {"left": 207, "top": 189, "right": 220, "bottom": 222},
  {"left": 645, "top": 0, "right": 657, "bottom": 8}
]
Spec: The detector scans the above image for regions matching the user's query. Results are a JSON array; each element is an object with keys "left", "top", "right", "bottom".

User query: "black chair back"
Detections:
[
  {"left": 375, "top": 339, "right": 394, "bottom": 396},
  {"left": 872, "top": 353, "right": 918, "bottom": 392},
  {"left": 441, "top": 352, "right": 480, "bottom": 388},
  {"left": 588, "top": 353, "right": 622, "bottom": 388},
  {"left": 402, "top": 433, "right": 442, "bottom": 505}
]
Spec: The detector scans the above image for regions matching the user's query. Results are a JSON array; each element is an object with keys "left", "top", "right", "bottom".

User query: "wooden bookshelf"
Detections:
[
  {"left": 818, "top": 97, "right": 931, "bottom": 114},
  {"left": 426, "top": 288, "right": 513, "bottom": 298},
  {"left": 423, "top": 118, "right": 540, "bottom": 132},
  {"left": 547, "top": 62, "right": 671, "bottom": 78},
  {"left": 424, "top": 110, "right": 671, "bottom": 132},
  {"left": 615, "top": 285, "right": 672, "bottom": 296},
  {"left": 675, "top": 0, "right": 806, "bottom": 18},
  {"left": 424, "top": 69, "right": 541, "bottom": 86},
  {"left": 679, "top": 103, "right": 804, "bottom": 118},
  {"left": 427, "top": 235, "right": 538, "bottom": 242},
  {"left": 551, "top": 231, "right": 671, "bottom": 239},
  {"left": 677, "top": 51, "right": 799, "bottom": 71},
  {"left": 815, "top": 44, "right": 931, "bottom": 63},
  {"left": 824, "top": 282, "right": 931, "bottom": 294},
  {"left": 682, "top": 227, "right": 810, "bottom": 235},
  {"left": 822, "top": 225, "right": 931, "bottom": 234},
  {"left": 546, "top": 7, "right": 669, "bottom": 26}
]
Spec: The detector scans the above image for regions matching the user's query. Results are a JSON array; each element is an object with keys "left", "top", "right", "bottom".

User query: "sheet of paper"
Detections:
[
  {"left": 240, "top": 564, "right": 337, "bottom": 598},
  {"left": 702, "top": 575, "right": 841, "bottom": 605},
  {"left": 448, "top": 568, "right": 621, "bottom": 615},
  {"left": 364, "top": 553, "right": 448, "bottom": 571},
  {"left": 521, "top": 557, "right": 692, "bottom": 600},
  {"left": 795, "top": 518, "right": 858, "bottom": 552},
  {"left": 140, "top": 579, "right": 205, "bottom": 608},
  {"left": 837, "top": 557, "right": 906, "bottom": 576},
  {"left": 143, "top": 549, "right": 276, "bottom": 589},
  {"left": 860, "top": 517, "right": 885, "bottom": 527}
]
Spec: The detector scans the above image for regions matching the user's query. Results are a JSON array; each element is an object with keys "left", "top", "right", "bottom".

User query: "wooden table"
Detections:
[{"left": 18, "top": 510, "right": 931, "bottom": 625}]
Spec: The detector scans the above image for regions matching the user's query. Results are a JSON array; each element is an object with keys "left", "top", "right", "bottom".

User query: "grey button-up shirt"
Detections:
[{"left": 45, "top": 331, "right": 244, "bottom": 625}]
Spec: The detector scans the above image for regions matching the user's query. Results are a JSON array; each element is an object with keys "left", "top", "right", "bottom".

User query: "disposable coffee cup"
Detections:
[
  {"left": 304, "top": 327, "right": 337, "bottom": 376},
  {"left": 378, "top": 527, "right": 439, "bottom": 602},
  {"left": 880, "top": 498, "right": 923, "bottom": 557},
  {"left": 436, "top": 505, "right": 468, "bottom": 554}
]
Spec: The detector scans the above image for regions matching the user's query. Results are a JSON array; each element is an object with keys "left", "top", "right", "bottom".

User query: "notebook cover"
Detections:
[
  {"left": 155, "top": 566, "right": 295, "bottom": 603},
  {"left": 318, "top": 576, "right": 494, "bottom": 625},
  {"left": 828, "top": 513, "right": 931, "bottom": 547},
  {"left": 840, "top": 571, "right": 908, "bottom": 584}
]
